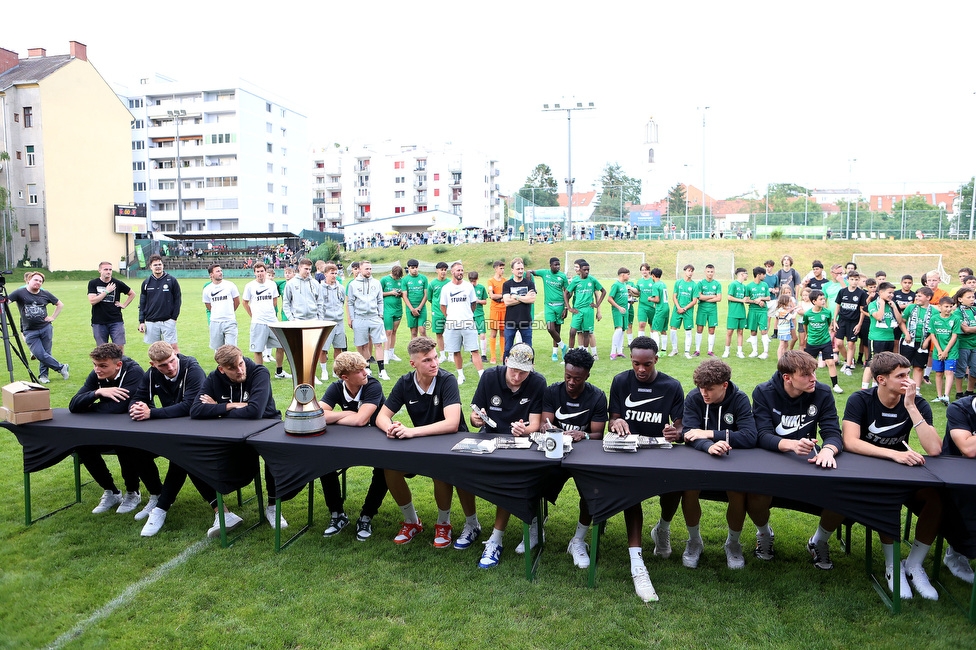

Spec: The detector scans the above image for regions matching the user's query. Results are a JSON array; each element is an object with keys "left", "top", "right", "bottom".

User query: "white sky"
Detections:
[{"left": 5, "top": 1, "right": 975, "bottom": 202}]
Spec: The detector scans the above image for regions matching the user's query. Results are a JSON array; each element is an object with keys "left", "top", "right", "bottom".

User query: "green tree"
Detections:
[
  {"left": 594, "top": 163, "right": 642, "bottom": 218},
  {"left": 667, "top": 183, "right": 686, "bottom": 218},
  {"left": 961, "top": 177, "right": 974, "bottom": 216},
  {"left": 518, "top": 163, "right": 559, "bottom": 207}
]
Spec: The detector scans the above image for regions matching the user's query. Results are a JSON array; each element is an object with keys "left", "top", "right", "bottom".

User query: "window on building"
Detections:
[
  {"left": 129, "top": 98, "right": 144, "bottom": 109},
  {"left": 266, "top": 122, "right": 273, "bottom": 133},
  {"left": 268, "top": 203, "right": 275, "bottom": 213},
  {"left": 15, "top": 151, "right": 20, "bottom": 160},
  {"left": 267, "top": 183, "right": 274, "bottom": 193},
  {"left": 267, "top": 163, "right": 274, "bottom": 173},
  {"left": 209, "top": 133, "right": 236, "bottom": 144},
  {"left": 433, "top": 173, "right": 439, "bottom": 181},
  {"left": 280, "top": 108, "right": 286, "bottom": 118},
  {"left": 280, "top": 127, "right": 286, "bottom": 137},
  {"left": 281, "top": 147, "right": 287, "bottom": 157},
  {"left": 29, "top": 224, "right": 40, "bottom": 242},
  {"left": 25, "top": 146, "right": 35, "bottom": 166},
  {"left": 27, "top": 184, "right": 37, "bottom": 205},
  {"left": 394, "top": 191, "right": 405, "bottom": 198},
  {"left": 133, "top": 182, "right": 146, "bottom": 191},
  {"left": 266, "top": 102, "right": 272, "bottom": 112},
  {"left": 13, "top": 113, "right": 18, "bottom": 123},
  {"left": 158, "top": 180, "right": 175, "bottom": 190},
  {"left": 206, "top": 176, "right": 238, "bottom": 188},
  {"left": 23, "top": 107, "right": 33, "bottom": 128},
  {"left": 132, "top": 119, "right": 144, "bottom": 129},
  {"left": 394, "top": 207, "right": 405, "bottom": 214},
  {"left": 395, "top": 176, "right": 404, "bottom": 184},
  {"left": 133, "top": 161, "right": 145, "bottom": 171},
  {"left": 132, "top": 141, "right": 145, "bottom": 150},
  {"left": 281, "top": 186, "right": 287, "bottom": 196},
  {"left": 267, "top": 143, "right": 273, "bottom": 153},
  {"left": 282, "top": 205, "right": 288, "bottom": 215},
  {"left": 394, "top": 161, "right": 404, "bottom": 169},
  {"left": 281, "top": 167, "right": 287, "bottom": 176},
  {"left": 434, "top": 188, "right": 440, "bottom": 197}
]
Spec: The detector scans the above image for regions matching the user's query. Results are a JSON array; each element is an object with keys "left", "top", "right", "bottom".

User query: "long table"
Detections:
[
  {"left": 562, "top": 442, "right": 945, "bottom": 610},
  {"left": 1, "top": 409, "right": 278, "bottom": 539},
  {"left": 248, "top": 424, "right": 561, "bottom": 577}
]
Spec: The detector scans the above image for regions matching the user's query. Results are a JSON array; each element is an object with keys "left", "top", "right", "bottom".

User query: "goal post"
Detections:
[
  {"left": 565, "top": 251, "right": 646, "bottom": 282},
  {"left": 851, "top": 253, "right": 950, "bottom": 285},
  {"left": 674, "top": 250, "right": 737, "bottom": 281}
]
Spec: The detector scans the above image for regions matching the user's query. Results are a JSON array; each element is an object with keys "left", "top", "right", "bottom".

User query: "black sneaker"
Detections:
[
  {"left": 355, "top": 516, "right": 373, "bottom": 541},
  {"left": 367, "top": 356, "right": 376, "bottom": 364},
  {"left": 323, "top": 513, "right": 349, "bottom": 537}
]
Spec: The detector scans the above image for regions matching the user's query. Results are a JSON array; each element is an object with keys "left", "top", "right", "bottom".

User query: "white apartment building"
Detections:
[
  {"left": 310, "top": 142, "right": 502, "bottom": 232},
  {"left": 117, "top": 76, "right": 307, "bottom": 234}
]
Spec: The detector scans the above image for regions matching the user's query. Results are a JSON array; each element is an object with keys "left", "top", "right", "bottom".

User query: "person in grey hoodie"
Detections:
[
  {"left": 283, "top": 258, "right": 324, "bottom": 322},
  {"left": 346, "top": 260, "right": 388, "bottom": 380},
  {"left": 678, "top": 358, "right": 757, "bottom": 570}
]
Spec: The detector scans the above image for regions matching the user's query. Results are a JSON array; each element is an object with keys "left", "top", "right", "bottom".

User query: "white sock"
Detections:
[
  {"left": 458, "top": 369, "right": 465, "bottom": 381},
  {"left": 574, "top": 522, "right": 589, "bottom": 540},
  {"left": 695, "top": 332, "right": 703, "bottom": 351},
  {"left": 737, "top": 346, "right": 743, "bottom": 354},
  {"left": 907, "top": 540, "right": 931, "bottom": 568},
  {"left": 627, "top": 333, "right": 633, "bottom": 344},
  {"left": 657, "top": 518, "right": 671, "bottom": 533},
  {"left": 761, "top": 334, "right": 770, "bottom": 353},
  {"left": 553, "top": 346, "right": 559, "bottom": 356},
  {"left": 400, "top": 502, "right": 419, "bottom": 524},
  {"left": 320, "top": 362, "right": 328, "bottom": 377},
  {"left": 726, "top": 529, "right": 742, "bottom": 544},
  {"left": 684, "top": 331, "right": 692, "bottom": 353},
  {"left": 882, "top": 542, "right": 894, "bottom": 567},
  {"left": 629, "top": 546, "right": 644, "bottom": 572},
  {"left": 489, "top": 528, "right": 504, "bottom": 545},
  {"left": 708, "top": 334, "right": 715, "bottom": 352},
  {"left": 478, "top": 369, "right": 484, "bottom": 378},
  {"left": 651, "top": 332, "right": 662, "bottom": 348},
  {"left": 669, "top": 330, "right": 678, "bottom": 349},
  {"left": 437, "top": 509, "right": 451, "bottom": 525},
  {"left": 757, "top": 523, "right": 772, "bottom": 537},
  {"left": 687, "top": 524, "right": 702, "bottom": 542},
  {"left": 811, "top": 526, "right": 831, "bottom": 545},
  {"left": 466, "top": 513, "right": 480, "bottom": 527},
  {"left": 748, "top": 335, "right": 757, "bottom": 352}
]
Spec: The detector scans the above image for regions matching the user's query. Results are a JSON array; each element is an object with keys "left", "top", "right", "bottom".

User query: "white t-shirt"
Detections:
[
  {"left": 440, "top": 281, "right": 476, "bottom": 327},
  {"left": 242, "top": 279, "right": 279, "bottom": 324},
  {"left": 203, "top": 281, "right": 240, "bottom": 322}
]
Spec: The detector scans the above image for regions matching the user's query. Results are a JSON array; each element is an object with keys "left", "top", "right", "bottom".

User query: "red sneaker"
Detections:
[
  {"left": 393, "top": 520, "right": 424, "bottom": 544},
  {"left": 433, "top": 523, "right": 453, "bottom": 549}
]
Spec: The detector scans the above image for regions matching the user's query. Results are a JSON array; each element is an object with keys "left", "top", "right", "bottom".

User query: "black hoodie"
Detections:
[
  {"left": 130, "top": 354, "right": 205, "bottom": 419},
  {"left": 753, "top": 372, "right": 842, "bottom": 453},
  {"left": 68, "top": 357, "right": 145, "bottom": 414},
  {"left": 681, "top": 380, "right": 757, "bottom": 452},
  {"left": 190, "top": 358, "right": 280, "bottom": 420}
]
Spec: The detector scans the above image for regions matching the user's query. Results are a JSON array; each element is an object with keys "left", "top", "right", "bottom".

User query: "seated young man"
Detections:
[
  {"left": 375, "top": 337, "right": 477, "bottom": 550},
  {"left": 939, "top": 395, "right": 976, "bottom": 584},
  {"left": 607, "top": 336, "right": 684, "bottom": 602},
  {"left": 190, "top": 344, "right": 286, "bottom": 530},
  {"left": 469, "top": 343, "right": 547, "bottom": 569},
  {"left": 540, "top": 348, "right": 607, "bottom": 569},
  {"left": 129, "top": 342, "right": 243, "bottom": 538},
  {"left": 679, "top": 359, "right": 758, "bottom": 570},
  {"left": 318, "top": 351, "right": 387, "bottom": 542},
  {"left": 832, "top": 352, "right": 943, "bottom": 600},
  {"left": 750, "top": 350, "right": 842, "bottom": 568},
  {"left": 68, "top": 343, "right": 151, "bottom": 515}
]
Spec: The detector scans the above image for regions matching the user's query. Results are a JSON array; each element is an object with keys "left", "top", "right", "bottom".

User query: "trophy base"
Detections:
[{"left": 284, "top": 409, "right": 327, "bottom": 437}]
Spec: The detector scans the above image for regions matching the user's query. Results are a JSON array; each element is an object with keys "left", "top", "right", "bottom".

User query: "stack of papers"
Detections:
[
  {"left": 452, "top": 438, "right": 498, "bottom": 454},
  {"left": 638, "top": 436, "right": 673, "bottom": 449},
  {"left": 494, "top": 437, "right": 533, "bottom": 449},
  {"left": 603, "top": 434, "right": 640, "bottom": 453}
]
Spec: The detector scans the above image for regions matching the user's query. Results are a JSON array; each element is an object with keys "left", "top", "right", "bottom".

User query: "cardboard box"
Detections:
[
  {"left": 0, "top": 406, "right": 53, "bottom": 424},
  {"left": 2, "top": 381, "right": 51, "bottom": 413}
]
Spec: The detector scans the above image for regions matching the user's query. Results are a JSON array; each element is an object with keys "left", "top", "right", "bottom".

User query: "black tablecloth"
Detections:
[
  {"left": 924, "top": 456, "right": 976, "bottom": 558},
  {"left": 563, "top": 443, "right": 943, "bottom": 539},
  {"left": 248, "top": 424, "right": 559, "bottom": 522},
  {"left": 1, "top": 409, "right": 277, "bottom": 494}
]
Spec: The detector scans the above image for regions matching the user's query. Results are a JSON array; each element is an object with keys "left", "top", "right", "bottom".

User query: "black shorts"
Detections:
[
  {"left": 871, "top": 340, "right": 895, "bottom": 355},
  {"left": 900, "top": 341, "right": 930, "bottom": 368},
  {"left": 805, "top": 342, "right": 834, "bottom": 361},
  {"left": 835, "top": 319, "right": 860, "bottom": 342}
]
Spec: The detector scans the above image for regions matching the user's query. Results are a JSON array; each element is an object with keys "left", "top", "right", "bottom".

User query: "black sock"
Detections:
[
  {"left": 956, "top": 392, "right": 964, "bottom": 400},
  {"left": 830, "top": 376, "right": 838, "bottom": 386},
  {"left": 276, "top": 367, "right": 283, "bottom": 374},
  {"left": 377, "top": 361, "right": 385, "bottom": 371}
]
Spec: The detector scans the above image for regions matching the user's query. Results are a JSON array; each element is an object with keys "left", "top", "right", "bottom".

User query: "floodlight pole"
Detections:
[
  {"left": 167, "top": 109, "right": 187, "bottom": 235},
  {"left": 543, "top": 100, "right": 595, "bottom": 240},
  {"left": 969, "top": 175, "right": 975, "bottom": 240}
]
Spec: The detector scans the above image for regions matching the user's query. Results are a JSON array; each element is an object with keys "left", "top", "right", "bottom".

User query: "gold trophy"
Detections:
[{"left": 269, "top": 320, "right": 336, "bottom": 436}]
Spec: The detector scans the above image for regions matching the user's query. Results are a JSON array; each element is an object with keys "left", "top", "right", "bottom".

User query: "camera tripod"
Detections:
[{"left": 0, "top": 282, "right": 38, "bottom": 384}]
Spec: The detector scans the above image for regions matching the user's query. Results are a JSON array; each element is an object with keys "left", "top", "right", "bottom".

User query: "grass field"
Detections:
[{"left": 2, "top": 238, "right": 975, "bottom": 649}]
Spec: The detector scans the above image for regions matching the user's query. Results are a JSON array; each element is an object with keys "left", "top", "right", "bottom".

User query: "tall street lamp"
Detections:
[
  {"left": 543, "top": 100, "right": 595, "bottom": 239},
  {"left": 167, "top": 109, "right": 187, "bottom": 234}
]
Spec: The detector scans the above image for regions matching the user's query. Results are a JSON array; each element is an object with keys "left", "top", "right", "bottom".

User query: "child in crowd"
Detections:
[
  {"left": 927, "top": 296, "right": 960, "bottom": 405},
  {"left": 953, "top": 287, "right": 976, "bottom": 400},
  {"left": 774, "top": 294, "right": 797, "bottom": 360},
  {"left": 901, "top": 287, "right": 935, "bottom": 392},
  {"left": 796, "top": 286, "right": 812, "bottom": 350}
]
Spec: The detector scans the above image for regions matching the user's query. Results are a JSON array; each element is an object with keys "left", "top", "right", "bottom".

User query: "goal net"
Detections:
[
  {"left": 675, "top": 249, "right": 737, "bottom": 281},
  {"left": 565, "top": 250, "right": 646, "bottom": 282},
  {"left": 851, "top": 254, "right": 950, "bottom": 285}
]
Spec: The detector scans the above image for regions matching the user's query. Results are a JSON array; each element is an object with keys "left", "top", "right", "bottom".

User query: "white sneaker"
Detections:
[
  {"left": 721, "top": 350, "right": 730, "bottom": 358},
  {"left": 885, "top": 561, "right": 913, "bottom": 599},
  {"left": 207, "top": 511, "right": 244, "bottom": 539},
  {"left": 842, "top": 366, "right": 853, "bottom": 376},
  {"left": 650, "top": 523, "right": 672, "bottom": 558},
  {"left": 736, "top": 351, "right": 745, "bottom": 359},
  {"left": 265, "top": 504, "right": 289, "bottom": 529},
  {"left": 92, "top": 490, "right": 122, "bottom": 514},
  {"left": 379, "top": 370, "right": 391, "bottom": 381},
  {"left": 567, "top": 537, "right": 590, "bottom": 569},
  {"left": 134, "top": 494, "right": 159, "bottom": 521},
  {"left": 140, "top": 507, "right": 167, "bottom": 537},
  {"left": 438, "top": 353, "right": 447, "bottom": 363},
  {"left": 263, "top": 352, "right": 274, "bottom": 363},
  {"left": 390, "top": 352, "right": 402, "bottom": 362},
  {"left": 116, "top": 491, "right": 142, "bottom": 514},
  {"left": 457, "top": 373, "right": 465, "bottom": 385},
  {"left": 757, "top": 353, "right": 768, "bottom": 360},
  {"left": 682, "top": 538, "right": 704, "bottom": 569},
  {"left": 724, "top": 541, "right": 745, "bottom": 569},
  {"left": 905, "top": 562, "right": 938, "bottom": 600},
  {"left": 274, "top": 370, "right": 292, "bottom": 379},
  {"left": 314, "top": 376, "right": 323, "bottom": 385},
  {"left": 684, "top": 352, "right": 692, "bottom": 359},
  {"left": 832, "top": 384, "right": 844, "bottom": 394},
  {"left": 515, "top": 518, "right": 542, "bottom": 554},
  {"left": 945, "top": 546, "right": 975, "bottom": 584},
  {"left": 59, "top": 363, "right": 70, "bottom": 380},
  {"left": 668, "top": 349, "right": 679, "bottom": 357},
  {"left": 631, "top": 565, "right": 659, "bottom": 602},
  {"left": 748, "top": 350, "right": 759, "bottom": 358}
]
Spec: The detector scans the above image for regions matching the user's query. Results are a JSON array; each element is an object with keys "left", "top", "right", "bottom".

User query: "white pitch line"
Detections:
[{"left": 47, "top": 540, "right": 207, "bottom": 650}]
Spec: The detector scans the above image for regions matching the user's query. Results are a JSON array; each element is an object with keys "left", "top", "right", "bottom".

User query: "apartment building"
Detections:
[
  {"left": 0, "top": 42, "right": 132, "bottom": 271},
  {"left": 118, "top": 76, "right": 307, "bottom": 235},
  {"left": 310, "top": 141, "right": 502, "bottom": 232}
]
